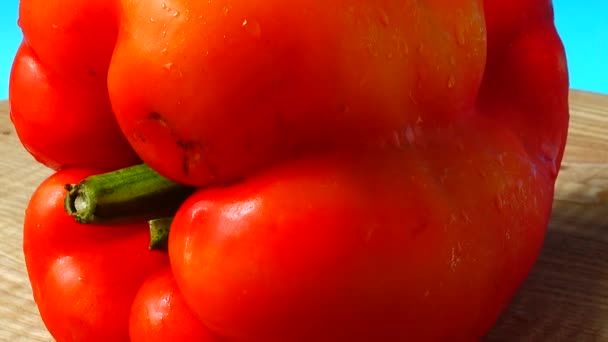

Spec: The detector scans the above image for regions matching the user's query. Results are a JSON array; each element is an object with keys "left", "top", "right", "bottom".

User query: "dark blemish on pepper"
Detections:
[
  {"left": 177, "top": 139, "right": 201, "bottom": 177},
  {"left": 149, "top": 112, "right": 162, "bottom": 120},
  {"left": 177, "top": 139, "right": 218, "bottom": 180},
  {"left": 148, "top": 112, "right": 172, "bottom": 129},
  {"left": 145, "top": 113, "right": 213, "bottom": 179}
]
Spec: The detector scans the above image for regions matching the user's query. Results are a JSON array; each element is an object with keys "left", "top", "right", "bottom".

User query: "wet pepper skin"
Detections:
[{"left": 11, "top": 0, "right": 569, "bottom": 341}]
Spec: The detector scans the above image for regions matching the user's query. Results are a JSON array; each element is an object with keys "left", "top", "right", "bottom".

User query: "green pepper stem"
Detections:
[
  {"left": 149, "top": 217, "right": 173, "bottom": 251},
  {"left": 64, "top": 164, "right": 194, "bottom": 224}
]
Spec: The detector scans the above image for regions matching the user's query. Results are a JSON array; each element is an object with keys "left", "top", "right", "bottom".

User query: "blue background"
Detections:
[{"left": 0, "top": 1, "right": 605, "bottom": 100}]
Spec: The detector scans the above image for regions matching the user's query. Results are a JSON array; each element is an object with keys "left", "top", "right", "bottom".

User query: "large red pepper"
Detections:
[{"left": 11, "top": 0, "right": 569, "bottom": 341}]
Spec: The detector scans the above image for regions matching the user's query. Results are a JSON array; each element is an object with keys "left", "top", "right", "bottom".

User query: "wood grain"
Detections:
[
  {"left": 0, "top": 90, "right": 607, "bottom": 341},
  {"left": 0, "top": 101, "right": 53, "bottom": 341}
]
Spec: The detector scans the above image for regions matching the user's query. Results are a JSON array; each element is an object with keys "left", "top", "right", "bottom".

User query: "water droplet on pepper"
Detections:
[
  {"left": 242, "top": 19, "right": 261, "bottom": 39},
  {"left": 447, "top": 74, "right": 456, "bottom": 88},
  {"left": 456, "top": 29, "right": 466, "bottom": 46}
]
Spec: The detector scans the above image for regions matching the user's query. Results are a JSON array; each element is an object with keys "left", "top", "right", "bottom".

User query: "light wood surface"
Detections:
[
  {"left": 0, "top": 101, "right": 53, "bottom": 341},
  {"left": 1, "top": 90, "right": 607, "bottom": 341}
]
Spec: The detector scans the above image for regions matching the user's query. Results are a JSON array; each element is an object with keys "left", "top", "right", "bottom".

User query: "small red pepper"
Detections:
[
  {"left": 23, "top": 169, "right": 168, "bottom": 341},
  {"left": 129, "top": 267, "right": 221, "bottom": 342}
]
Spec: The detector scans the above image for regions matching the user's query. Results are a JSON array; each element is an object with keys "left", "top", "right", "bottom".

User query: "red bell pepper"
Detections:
[
  {"left": 10, "top": 0, "right": 569, "bottom": 341},
  {"left": 22, "top": 169, "right": 168, "bottom": 341},
  {"left": 129, "top": 267, "right": 220, "bottom": 342}
]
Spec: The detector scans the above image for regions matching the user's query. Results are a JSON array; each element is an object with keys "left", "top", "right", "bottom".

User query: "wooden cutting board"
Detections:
[{"left": 1, "top": 90, "right": 607, "bottom": 341}]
